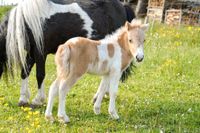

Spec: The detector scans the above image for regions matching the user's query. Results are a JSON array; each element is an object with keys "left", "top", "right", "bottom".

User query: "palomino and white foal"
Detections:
[{"left": 45, "top": 20, "right": 149, "bottom": 123}]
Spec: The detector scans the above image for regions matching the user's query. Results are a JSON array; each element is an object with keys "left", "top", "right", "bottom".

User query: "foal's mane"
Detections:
[{"left": 100, "top": 26, "right": 126, "bottom": 44}]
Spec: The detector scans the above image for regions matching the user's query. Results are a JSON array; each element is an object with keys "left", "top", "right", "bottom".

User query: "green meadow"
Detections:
[{"left": 0, "top": 7, "right": 200, "bottom": 132}]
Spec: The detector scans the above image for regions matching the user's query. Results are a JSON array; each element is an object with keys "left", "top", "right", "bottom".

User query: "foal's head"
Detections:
[{"left": 125, "top": 20, "right": 149, "bottom": 62}]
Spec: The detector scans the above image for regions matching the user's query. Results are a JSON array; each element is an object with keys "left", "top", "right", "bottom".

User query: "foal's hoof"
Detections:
[
  {"left": 18, "top": 101, "right": 29, "bottom": 107},
  {"left": 94, "top": 106, "right": 101, "bottom": 115},
  {"left": 109, "top": 112, "right": 120, "bottom": 120},
  {"left": 45, "top": 115, "right": 55, "bottom": 123},
  {"left": 58, "top": 115, "right": 70, "bottom": 124}
]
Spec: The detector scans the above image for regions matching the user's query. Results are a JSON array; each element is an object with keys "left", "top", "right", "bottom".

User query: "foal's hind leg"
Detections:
[
  {"left": 18, "top": 57, "right": 35, "bottom": 106},
  {"left": 45, "top": 79, "right": 59, "bottom": 122},
  {"left": 31, "top": 55, "right": 47, "bottom": 106},
  {"left": 57, "top": 75, "right": 79, "bottom": 123},
  {"left": 93, "top": 76, "right": 110, "bottom": 114}
]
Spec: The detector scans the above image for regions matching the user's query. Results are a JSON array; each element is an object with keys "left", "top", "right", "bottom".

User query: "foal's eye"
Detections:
[
  {"left": 144, "top": 39, "right": 146, "bottom": 43},
  {"left": 129, "top": 39, "right": 132, "bottom": 43}
]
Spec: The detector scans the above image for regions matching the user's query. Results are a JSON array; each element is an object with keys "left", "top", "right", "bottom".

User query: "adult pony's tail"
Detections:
[
  {"left": 123, "top": 4, "right": 135, "bottom": 22},
  {"left": 6, "top": 0, "right": 50, "bottom": 72}
]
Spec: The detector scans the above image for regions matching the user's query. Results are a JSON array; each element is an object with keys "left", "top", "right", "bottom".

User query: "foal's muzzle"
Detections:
[{"left": 136, "top": 55, "right": 144, "bottom": 62}]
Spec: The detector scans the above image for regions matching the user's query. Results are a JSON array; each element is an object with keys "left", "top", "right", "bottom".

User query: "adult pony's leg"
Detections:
[
  {"left": 93, "top": 76, "right": 110, "bottom": 115},
  {"left": 18, "top": 57, "right": 35, "bottom": 106},
  {"left": 31, "top": 55, "right": 47, "bottom": 106}
]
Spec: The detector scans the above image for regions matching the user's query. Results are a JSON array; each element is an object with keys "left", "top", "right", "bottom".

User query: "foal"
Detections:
[{"left": 45, "top": 20, "right": 149, "bottom": 123}]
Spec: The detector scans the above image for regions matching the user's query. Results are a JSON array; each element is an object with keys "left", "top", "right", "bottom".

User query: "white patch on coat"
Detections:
[
  {"left": 97, "top": 43, "right": 109, "bottom": 61},
  {"left": 32, "top": 81, "right": 46, "bottom": 105},
  {"left": 48, "top": 2, "right": 93, "bottom": 38},
  {"left": 19, "top": 78, "right": 30, "bottom": 103},
  {"left": 87, "top": 43, "right": 108, "bottom": 75},
  {"left": 87, "top": 40, "right": 122, "bottom": 75}
]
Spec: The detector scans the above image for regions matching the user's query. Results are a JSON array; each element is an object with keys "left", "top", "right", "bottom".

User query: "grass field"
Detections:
[{"left": 0, "top": 16, "right": 200, "bottom": 132}]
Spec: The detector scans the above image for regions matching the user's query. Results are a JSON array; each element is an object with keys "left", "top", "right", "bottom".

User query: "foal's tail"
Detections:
[
  {"left": 55, "top": 44, "right": 71, "bottom": 78},
  {"left": 123, "top": 4, "right": 135, "bottom": 22}
]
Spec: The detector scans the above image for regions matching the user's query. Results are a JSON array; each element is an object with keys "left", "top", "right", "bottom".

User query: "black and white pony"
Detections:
[{"left": 0, "top": 0, "right": 135, "bottom": 106}]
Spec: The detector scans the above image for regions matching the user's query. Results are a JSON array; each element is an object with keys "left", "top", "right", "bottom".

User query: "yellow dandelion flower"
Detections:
[
  {"left": 31, "top": 123, "right": 35, "bottom": 127},
  {"left": 35, "top": 118, "right": 40, "bottom": 122},
  {"left": 188, "top": 26, "right": 192, "bottom": 31},
  {"left": 33, "top": 111, "right": 40, "bottom": 115},
  {"left": 8, "top": 116, "right": 13, "bottom": 120},
  {"left": 175, "top": 41, "right": 181, "bottom": 46},
  {"left": 24, "top": 107, "right": 32, "bottom": 112},
  {"left": 34, "top": 121, "right": 40, "bottom": 127},
  {"left": 26, "top": 115, "right": 30, "bottom": 119},
  {"left": 0, "top": 97, "right": 5, "bottom": 101},
  {"left": 175, "top": 33, "right": 180, "bottom": 38},
  {"left": 4, "top": 103, "right": 8, "bottom": 106},
  {"left": 25, "top": 127, "right": 29, "bottom": 131},
  {"left": 165, "top": 59, "right": 176, "bottom": 66},
  {"left": 28, "top": 130, "right": 33, "bottom": 133},
  {"left": 37, "top": 125, "right": 41, "bottom": 128},
  {"left": 28, "top": 111, "right": 33, "bottom": 115}
]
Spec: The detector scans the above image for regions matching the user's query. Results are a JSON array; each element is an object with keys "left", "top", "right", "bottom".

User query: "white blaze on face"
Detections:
[
  {"left": 135, "top": 45, "right": 144, "bottom": 59},
  {"left": 128, "top": 28, "right": 145, "bottom": 62}
]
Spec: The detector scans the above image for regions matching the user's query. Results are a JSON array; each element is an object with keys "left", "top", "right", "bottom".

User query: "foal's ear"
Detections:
[
  {"left": 125, "top": 21, "right": 132, "bottom": 31},
  {"left": 140, "top": 24, "right": 149, "bottom": 32}
]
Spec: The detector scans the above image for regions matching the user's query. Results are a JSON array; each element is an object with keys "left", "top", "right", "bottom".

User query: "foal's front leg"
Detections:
[
  {"left": 93, "top": 76, "right": 110, "bottom": 114},
  {"left": 108, "top": 73, "right": 121, "bottom": 119}
]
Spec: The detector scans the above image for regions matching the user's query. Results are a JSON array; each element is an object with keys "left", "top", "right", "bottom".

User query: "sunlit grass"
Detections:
[{"left": 0, "top": 22, "right": 200, "bottom": 132}]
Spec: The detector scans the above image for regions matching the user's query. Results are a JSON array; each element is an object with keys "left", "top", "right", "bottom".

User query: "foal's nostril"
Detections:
[{"left": 136, "top": 55, "right": 144, "bottom": 62}]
